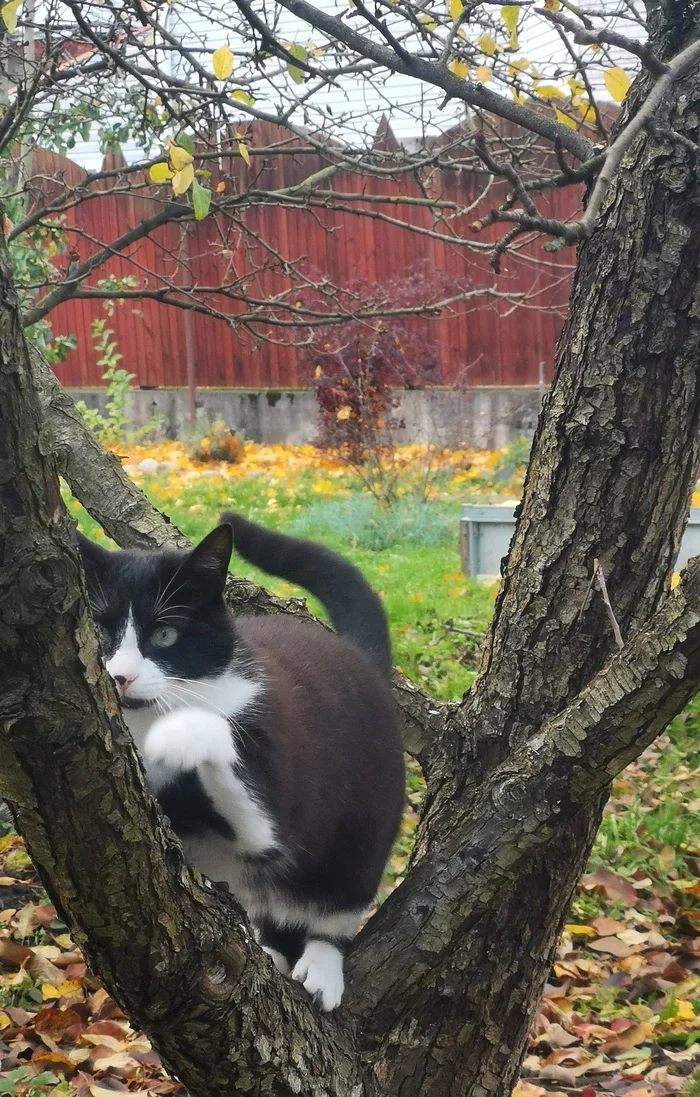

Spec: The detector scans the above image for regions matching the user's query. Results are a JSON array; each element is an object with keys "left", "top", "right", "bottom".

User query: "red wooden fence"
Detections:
[{"left": 33, "top": 122, "right": 580, "bottom": 390}]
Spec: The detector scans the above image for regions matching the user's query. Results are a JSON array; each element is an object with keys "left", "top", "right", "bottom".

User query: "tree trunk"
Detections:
[
  {"left": 345, "top": 12, "right": 700, "bottom": 1094},
  {"left": 5, "top": 8, "right": 700, "bottom": 1097}
]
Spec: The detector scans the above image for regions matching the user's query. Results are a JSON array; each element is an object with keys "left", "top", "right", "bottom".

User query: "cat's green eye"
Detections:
[{"left": 151, "top": 625, "right": 179, "bottom": 649}]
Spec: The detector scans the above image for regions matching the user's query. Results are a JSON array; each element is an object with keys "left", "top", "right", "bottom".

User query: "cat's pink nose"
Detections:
[{"left": 113, "top": 673, "right": 136, "bottom": 692}]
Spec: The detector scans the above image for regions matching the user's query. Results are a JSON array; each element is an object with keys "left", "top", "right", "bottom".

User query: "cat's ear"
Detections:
[
  {"left": 180, "top": 524, "right": 232, "bottom": 595},
  {"left": 75, "top": 531, "right": 113, "bottom": 578}
]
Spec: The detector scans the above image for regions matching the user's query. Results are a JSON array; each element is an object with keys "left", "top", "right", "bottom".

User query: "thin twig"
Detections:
[
  {"left": 593, "top": 558, "right": 625, "bottom": 651},
  {"left": 541, "top": 8, "right": 669, "bottom": 76}
]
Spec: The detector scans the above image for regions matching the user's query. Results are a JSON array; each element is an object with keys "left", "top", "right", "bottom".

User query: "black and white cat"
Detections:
[{"left": 77, "top": 513, "right": 404, "bottom": 1011}]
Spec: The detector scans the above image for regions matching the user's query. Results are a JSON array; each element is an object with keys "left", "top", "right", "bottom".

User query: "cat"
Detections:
[{"left": 77, "top": 513, "right": 405, "bottom": 1011}]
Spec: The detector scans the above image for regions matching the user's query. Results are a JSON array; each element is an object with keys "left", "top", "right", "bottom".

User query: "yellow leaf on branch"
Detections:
[
  {"left": 477, "top": 33, "right": 497, "bottom": 56},
  {"left": 449, "top": 0, "right": 462, "bottom": 19},
  {"left": 172, "top": 163, "right": 195, "bottom": 195},
  {"left": 1, "top": 0, "right": 21, "bottom": 33},
  {"left": 500, "top": 5, "right": 518, "bottom": 32},
  {"left": 448, "top": 58, "right": 469, "bottom": 79},
  {"left": 534, "top": 84, "right": 565, "bottom": 99},
  {"left": 168, "top": 143, "right": 194, "bottom": 171},
  {"left": 604, "top": 66, "right": 632, "bottom": 103},
  {"left": 336, "top": 405, "right": 352, "bottom": 421},
  {"left": 149, "top": 162, "right": 174, "bottom": 184},
  {"left": 475, "top": 65, "right": 493, "bottom": 83},
  {"left": 212, "top": 44, "right": 234, "bottom": 81}
]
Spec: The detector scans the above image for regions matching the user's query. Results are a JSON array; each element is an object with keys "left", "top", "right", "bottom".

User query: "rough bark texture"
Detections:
[{"left": 5, "top": 6, "right": 700, "bottom": 1097}]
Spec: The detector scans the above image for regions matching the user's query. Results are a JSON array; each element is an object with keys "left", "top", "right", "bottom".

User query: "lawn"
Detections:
[{"left": 1, "top": 439, "right": 700, "bottom": 1097}]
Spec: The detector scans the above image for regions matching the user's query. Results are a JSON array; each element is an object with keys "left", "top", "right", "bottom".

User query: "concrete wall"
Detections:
[{"left": 67, "top": 386, "right": 546, "bottom": 448}]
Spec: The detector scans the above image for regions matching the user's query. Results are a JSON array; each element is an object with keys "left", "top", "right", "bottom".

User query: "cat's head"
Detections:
[{"left": 77, "top": 524, "right": 236, "bottom": 708}]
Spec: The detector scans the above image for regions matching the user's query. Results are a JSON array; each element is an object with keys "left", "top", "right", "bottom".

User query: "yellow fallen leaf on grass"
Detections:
[{"left": 563, "top": 923, "right": 596, "bottom": 938}]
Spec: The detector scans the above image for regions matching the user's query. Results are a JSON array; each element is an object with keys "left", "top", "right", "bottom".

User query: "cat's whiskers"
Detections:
[{"left": 152, "top": 577, "right": 190, "bottom": 618}]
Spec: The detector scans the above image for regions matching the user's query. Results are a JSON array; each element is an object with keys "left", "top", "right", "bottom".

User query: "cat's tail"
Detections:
[{"left": 219, "top": 512, "right": 392, "bottom": 680}]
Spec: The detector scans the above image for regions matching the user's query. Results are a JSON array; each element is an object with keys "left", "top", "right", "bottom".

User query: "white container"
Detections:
[{"left": 460, "top": 504, "right": 700, "bottom": 582}]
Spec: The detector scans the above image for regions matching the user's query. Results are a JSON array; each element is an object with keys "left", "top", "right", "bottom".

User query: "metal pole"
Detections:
[{"left": 181, "top": 225, "right": 196, "bottom": 430}]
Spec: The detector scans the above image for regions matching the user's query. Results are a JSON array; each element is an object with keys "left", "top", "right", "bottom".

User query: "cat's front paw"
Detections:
[
  {"left": 143, "top": 708, "right": 236, "bottom": 772},
  {"left": 292, "top": 941, "right": 344, "bottom": 1012}
]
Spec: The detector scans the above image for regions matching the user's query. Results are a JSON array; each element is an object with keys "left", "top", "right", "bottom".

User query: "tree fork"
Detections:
[{"left": 4, "top": 8, "right": 700, "bottom": 1095}]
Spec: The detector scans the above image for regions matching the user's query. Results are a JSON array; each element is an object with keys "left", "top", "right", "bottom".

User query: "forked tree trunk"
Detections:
[{"left": 5, "top": 7, "right": 700, "bottom": 1097}]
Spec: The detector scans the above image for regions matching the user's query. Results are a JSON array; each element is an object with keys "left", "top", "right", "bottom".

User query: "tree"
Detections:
[{"left": 5, "top": 1, "right": 700, "bottom": 1096}]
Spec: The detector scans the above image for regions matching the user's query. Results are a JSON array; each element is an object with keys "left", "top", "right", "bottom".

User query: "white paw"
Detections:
[
  {"left": 143, "top": 708, "right": 236, "bottom": 772},
  {"left": 292, "top": 941, "right": 344, "bottom": 1012}
]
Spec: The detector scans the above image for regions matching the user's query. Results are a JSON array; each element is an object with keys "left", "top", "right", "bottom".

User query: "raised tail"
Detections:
[{"left": 220, "top": 512, "right": 392, "bottom": 680}]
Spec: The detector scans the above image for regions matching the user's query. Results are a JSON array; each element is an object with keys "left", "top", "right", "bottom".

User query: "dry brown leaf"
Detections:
[
  {"left": 601, "top": 1022, "right": 652, "bottom": 1052},
  {"left": 617, "top": 929, "right": 649, "bottom": 949},
  {"left": 543, "top": 1023, "right": 578, "bottom": 1049},
  {"left": 663, "top": 1044, "right": 700, "bottom": 1061},
  {"left": 89, "top": 1088, "right": 151, "bottom": 1097},
  {"left": 82, "top": 1034, "right": 125, "bottom": 1051},
  {"left": 14, "top": 903, "right": 38, "bottom": 940},
  {"left": 34, "top": 1006, "right": 83, "bottom": 1040},
  {"left": 90, "top": 1049, "right": 140, "bottom": 1074},
  {"left": 0, "top": 937, "right": 32, "bottom": 966},
  {"left": 27, "top": 952, "right": 64, "bottom": 987},
  {"left": 589, "top": 936, "right": 633, "bottom": 958},
  {"left": 537, "top": 1065, "right": 578, "bottom": 1085},
  {"left": 511, "top": 1082, "right": 546, "bottom": 1097},
  {"left": 31, "top": 1049, "right": 79, "bottom": 1077},
  {"left": 647, "top": 1066, "right": 685, "bottom": 1090},
  {"left": 580, "top": 868, "right": 637, "bottom": 905},
  {"left": 53, "top": 951, "right": 83, "bottom": 969},
  {"left": 591, "top": 916, "right": 626, "bottom": 936}
]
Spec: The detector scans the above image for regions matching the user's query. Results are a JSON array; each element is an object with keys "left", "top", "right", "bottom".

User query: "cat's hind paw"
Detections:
[
  {"left": 143, "top": 708, "right": 236, "bottom": 773},
  {"left": 292, "top": 941, "right": 344, "bottom": 1012}
]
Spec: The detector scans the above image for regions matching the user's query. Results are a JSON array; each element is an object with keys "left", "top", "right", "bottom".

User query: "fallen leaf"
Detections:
[
  {"left": 589, "top": 936, "right": 633, "bottom": 958},
  {"left": 511, "top": 1083, "right": 545, "bottom": 1097},
  {"left": 28, "top": 952, "right": 65, "bottom": 987},
  {"left": 35, "top": 1006, "right": 83, "bottom": 1039},
  {"left": 0, "top": 937, "right": 32, "bottom": 966},
  {"left": 563, "top": 924, "right": 596, "bottom": 938},
  {"left": 580, "top": 867, "right": 637, "bottom": 905},
  {"left": 543, "top": 1023, "right": 578, "bottom": 1048},
  {"left": 591, "top": 916, "right": 626, "bottom": 936}
]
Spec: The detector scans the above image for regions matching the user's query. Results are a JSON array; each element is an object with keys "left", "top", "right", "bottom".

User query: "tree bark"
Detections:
[
  {"left": 5, "top": 7, "right": 700, "bottom": 1097},
  {"left": 343, "top": 13, "right": 700, "bottom": 1095}
]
